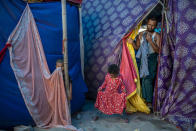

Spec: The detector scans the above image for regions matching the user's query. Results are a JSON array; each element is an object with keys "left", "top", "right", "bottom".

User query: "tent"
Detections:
[
  {"left": 82, "top": 0, "right": 159, "bottom": 98},
  {"left": 82, "top": 0, "right": 196, "bottom": 130},
  {"left": 0, "top": 0, "right": 87, "bottom": 128}
]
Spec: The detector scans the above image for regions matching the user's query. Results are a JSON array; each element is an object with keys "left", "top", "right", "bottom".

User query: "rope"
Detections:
[{"left": 158, "top": 0, "right": 170, "bottom": 33}]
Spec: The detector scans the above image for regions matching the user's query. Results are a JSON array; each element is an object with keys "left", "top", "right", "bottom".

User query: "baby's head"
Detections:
[
  {"left": 56, "top": 59, "right": 64, "bottom": 71},
  {"left": 108, "top": 64, "right": 119, "bottom": 78}
]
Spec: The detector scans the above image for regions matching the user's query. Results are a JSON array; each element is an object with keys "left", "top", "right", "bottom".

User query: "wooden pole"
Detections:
[
  {"left": 61, "top": 0, "right": 70, "bottom": 108},
  {"left": 79, "top": 6, "right": 85, "bottom": 79},
  {"left": 153, "top": 0, "right": 166, "bottom": 113}
]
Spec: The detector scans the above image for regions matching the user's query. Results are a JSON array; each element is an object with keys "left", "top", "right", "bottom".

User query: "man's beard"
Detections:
[{"left": 147, "top": 28, "right": 154, "bottom": 32}]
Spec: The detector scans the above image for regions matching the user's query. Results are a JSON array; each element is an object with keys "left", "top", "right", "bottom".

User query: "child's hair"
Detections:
[
  {"left": 108, "top": 64, "right": 119, "bottom": 75},
  {"left": 56, "top": 59, "right": 63, "bottom": 65}
]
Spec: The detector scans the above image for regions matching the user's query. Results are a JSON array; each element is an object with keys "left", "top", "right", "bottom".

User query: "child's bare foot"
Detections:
[
  {"left": 93, "top": 116, "right": 99, "bottom": 121},
  {"left": 124, "top": 118, "right": 129, "bottom": 123}
]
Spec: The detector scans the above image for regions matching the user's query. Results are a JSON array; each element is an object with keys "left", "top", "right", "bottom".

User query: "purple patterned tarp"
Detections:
[
  {"left": 82, "top": 0, "right": 158, "bottom": 99},
  {"left": 156, "top": 0, "right": 196, "bottom": 130}
]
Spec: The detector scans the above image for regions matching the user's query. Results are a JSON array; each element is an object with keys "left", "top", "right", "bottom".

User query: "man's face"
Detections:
[{"left": 147, "top": 19, "right": 157, "bottom": 32}]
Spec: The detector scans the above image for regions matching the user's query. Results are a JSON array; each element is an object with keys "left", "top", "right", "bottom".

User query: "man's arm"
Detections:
[
  {"left": 135, "top": 33, "right": 142, "bottom": 50},
  {"left": 127, "top": 32, "right": 142, "bottom": 50},
  {"left": 146, "top": 32, "right": 160, "bottom": 53}
]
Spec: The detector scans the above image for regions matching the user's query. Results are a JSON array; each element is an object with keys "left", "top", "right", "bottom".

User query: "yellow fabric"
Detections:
[
  {"left": 127, "top": 43, "right": 141, "bottom": 96},
  {"left": 129, "top": 22, "right": 142, "bottom": 40},
  {"left": 126, "top": 93, "right": 150, "bottom": 114},
  {"left": 126, "top": 22, "right": 142, "bottom": 96},
  {"left": 126, "top": 22, "right": 150, "bottom": 114},
  {"left": 126, "top": 90, "right": 136, "bottom": 100}
]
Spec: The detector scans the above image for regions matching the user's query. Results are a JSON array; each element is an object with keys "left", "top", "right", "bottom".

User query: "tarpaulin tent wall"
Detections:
[
  {"left": 0, "top": 0, "right": 87, "bottom": 128},
  {"left": 82, "top": 0, "right": 195, "bottom": 130}
]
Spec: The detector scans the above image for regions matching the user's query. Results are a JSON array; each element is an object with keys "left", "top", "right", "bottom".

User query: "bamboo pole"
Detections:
[
  {"left": 61, "top": 0, "right": 70, "bottom": 107},
  {"left": 79, "top": 6, "right": 85, "bottom": 79},
  {"left": 154, "top": 0, "right": 167, "bottom": 113}
]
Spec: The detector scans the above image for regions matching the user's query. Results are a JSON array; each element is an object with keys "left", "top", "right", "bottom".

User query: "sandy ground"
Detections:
[{"left": 72, "top": 100, "right": 180, "bottom": 131}]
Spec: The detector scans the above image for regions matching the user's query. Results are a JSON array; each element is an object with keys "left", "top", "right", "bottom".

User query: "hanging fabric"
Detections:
[
  {"left": 127, "top": 22, "right": 142, "bottom": 96},
  {"left": 156, "top": 0, "right": 196, "bottom": 130},
  {"left": 120, "top": 37, "right": 150, "bottom": 114},
  {"left": 7, "top": 5, "right": 79, "bottom": 130}
]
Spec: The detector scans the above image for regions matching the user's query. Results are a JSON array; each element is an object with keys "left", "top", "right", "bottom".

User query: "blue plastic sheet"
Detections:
[{"left": 0, "top": 0, "right": 87, "bottom": 128}]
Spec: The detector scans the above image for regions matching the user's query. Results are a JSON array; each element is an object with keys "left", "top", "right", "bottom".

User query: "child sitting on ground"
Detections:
[{"left": 95, "top": 64, "right": 126, "bottom": 115}]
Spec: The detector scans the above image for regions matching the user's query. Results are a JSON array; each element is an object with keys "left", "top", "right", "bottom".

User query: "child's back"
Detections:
[{"left": 95, "top": 64, "right": 126, "bottom": 115}]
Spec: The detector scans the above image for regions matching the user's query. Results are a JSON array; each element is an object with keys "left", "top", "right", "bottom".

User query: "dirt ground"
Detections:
[{"left": 72, "top": 100, "right": 181, "bottom": 131}]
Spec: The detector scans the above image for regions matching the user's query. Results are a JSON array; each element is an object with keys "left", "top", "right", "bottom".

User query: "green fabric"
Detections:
[{"left": 141, "top": 53, "right": 158, "bottom": 103}]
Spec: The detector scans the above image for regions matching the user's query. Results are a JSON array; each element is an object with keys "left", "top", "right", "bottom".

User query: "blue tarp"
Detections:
[{"left": 0, "top": 0, "right": 87, "bottom": 128}]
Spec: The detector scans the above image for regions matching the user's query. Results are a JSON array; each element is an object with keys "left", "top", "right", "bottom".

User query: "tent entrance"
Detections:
[{"left": 122, "top": 2, "right": 163, "bottom": 111}]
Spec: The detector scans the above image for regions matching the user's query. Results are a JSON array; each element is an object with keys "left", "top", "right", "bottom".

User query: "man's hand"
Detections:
[
  {"left": 127, "top": 38, "right": 134, "bottom": 44},
  {"left": 146, "top": 33, "right": 153, "bottom": 43},
  {"left": 146, "top": 32, "right": 160, "bottom": 53}
]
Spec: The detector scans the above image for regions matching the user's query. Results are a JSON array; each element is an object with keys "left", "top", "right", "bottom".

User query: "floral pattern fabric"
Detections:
[
  {"left": 155, "top": 0, "right": 196, "bottom": 130},
  {"left": 95, "top": 74, "right": 126, "bottom": 115}
]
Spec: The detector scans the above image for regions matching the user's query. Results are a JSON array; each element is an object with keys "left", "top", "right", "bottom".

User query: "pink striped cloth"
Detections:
[{"left": 7, "top": 5, "right": 80, "bottom": 130}]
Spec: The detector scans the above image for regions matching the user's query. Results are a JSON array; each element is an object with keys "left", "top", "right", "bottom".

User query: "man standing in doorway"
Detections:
[{"left": 128, "top": 17, "right": 160, "bottom": 108}]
